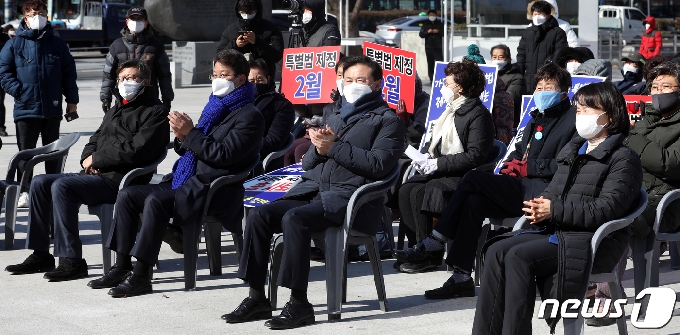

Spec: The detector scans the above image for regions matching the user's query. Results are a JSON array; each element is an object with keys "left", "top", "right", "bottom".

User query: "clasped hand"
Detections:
[
  {"left": 522, "top": 196, "right": 552, "bottom": 224},
  {"left": 168, "top": 111, "right": 194, "bottom": 141},
  {"left": 81, "top": 155, "right": 99, "bottom": 174},
  {"left": 414, "top": 158, "right": 438, "bottom": 175},
  {"left": 309, "top": 125, "right": 337, "bottom": 156}
]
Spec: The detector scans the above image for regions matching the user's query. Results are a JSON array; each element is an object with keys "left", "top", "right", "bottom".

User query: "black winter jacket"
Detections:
[
  {"left": 506, "top": 99, "right": 578, "bottom": 200},
  {"left": 418, "top": 19, "right": 444, "bottom": 50},
  {"left": 302, "top": 0, "right": 341, "bottom": 47},
  {"left": 217, "top": 0, "right": 283, "bottom": 78},
  {"left": 517, "top": 16, "right": 568, "bottom": 93},
  {"left": 254, "top": 89, "right": 295, "bottom": 158},
  {"left": 614, "top": 70, "right": 644, "bottom": 95},
  {"left": 81, "top": 86, "right": 169, "bottom": 188},
  {"left": 406, "top": 76, "right": 430, "bottom": 147},
  {"left": 498, "top": 62, "right": 525, "bottom": 126},
  {"left": 100, "top": 27, "right": 173, "bottom": 104},
  {"left": 282, "top": 92, "right": 405, "bottom": 235}
]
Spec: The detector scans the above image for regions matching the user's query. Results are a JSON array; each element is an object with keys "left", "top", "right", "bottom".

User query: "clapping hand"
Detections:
[
  {"left": 309, "top": 125, "right": 338, "bottom": 156},
  {"left": 168, "top": 111, "right": 194, "bottom": 141}
]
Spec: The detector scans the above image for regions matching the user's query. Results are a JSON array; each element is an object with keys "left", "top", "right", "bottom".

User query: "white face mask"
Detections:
[
  {"left": 491, "top": 59, "right": 507, "bottom": 68},
  {"left": 127, "top": 20, "right": 145, "bottom": 34},
  {"left": 645, "top": 23, "right": 651, "bottom": 30},
  {"left": 118, "top": 80, "right": 143, "bottom": 100},
  {"left": 344, "top": 83, "right": 373, "bottom": 104},
  {"left": 302, "top": 12, "right": 313, "bottom": 25},
  {"left": 440, "top": 86, "right": 455, "bottom": 103},
  {"left": 28, "top": 15, "right": 47, "bottom": 31},
  {"left": 576, "top": 112, "right": 607, "bottom": 139},
  {"left": 566, "top": 62, "right": 581, "bottom": 75},
  {"left": 622, "top": 64, "right": 638, "bottom": 75},
  {"left": 336, "top": 79, "right": 344, "bottom": 96},
  {"left": 241, "top": 13, "right": 256, "bottom": 20},
  {"left": 212, "top": 78, "right": 235, "bottom": 98},
  {"left": 533, "top": 14, "right": 547, "bottom": 26},
  {"left": 429, "top": 16, "right": 436, "bottom": 22}
]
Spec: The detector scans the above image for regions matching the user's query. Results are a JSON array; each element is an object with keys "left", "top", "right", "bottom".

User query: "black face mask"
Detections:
[
  {"left": 254, "top": 83, "right": 271, "bottom": 97},
  {"left": 652, "top": 92, "right": 680, "bottom": 115}
]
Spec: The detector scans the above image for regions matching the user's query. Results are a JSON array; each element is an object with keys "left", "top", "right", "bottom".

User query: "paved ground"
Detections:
[{"left": 0, "top": 55, "right": 677, "bottom": 335}]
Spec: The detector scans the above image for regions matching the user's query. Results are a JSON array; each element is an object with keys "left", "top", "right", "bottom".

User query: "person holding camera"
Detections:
[
  {"left": 0, "top": 0, "right": 78, "bottom": 207},
  {"left": 4, "top": 59, "right": 170, "bottom": 282},
  {"left": 101, "top": 7, "right": 173, "bottom": 114},
  {"left": 217, "top": 0, "right": 283, "bottom": 81}
]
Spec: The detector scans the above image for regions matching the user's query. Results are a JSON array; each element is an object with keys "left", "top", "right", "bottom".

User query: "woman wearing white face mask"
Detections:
[
  {"left": 490, "top": 44, "right": 525, "bottom": 126},
  {"left": 394, "top": 60, "right": 496, "bottom": 273}
]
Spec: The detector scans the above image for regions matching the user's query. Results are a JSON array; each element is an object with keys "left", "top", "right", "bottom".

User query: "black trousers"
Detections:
[
  {"left": 426, "top": 47, "right": 443, "bottom": 82},
  {"left": 237, "top": 199, "right": 339, "bottom": 291},
  {"left": 106, "top": 183, "right": 175, "bottom": 264},
  {"left": 15, "top": 117, "right": 62, "bottom": 181},
  {"left": 0, "top": 87, "right": 6, "bottom": 132},
  {"left": 472, "top": 233, "right": 558, "bottom": 335},
  {"left": 435, "top": 170, "right": 524, "bottom": 272},
  {"left": 26, "top": 173, "right": 118, "bottom": 258},
  {"left": 398, "top": 181, "right": 429, "bottom": 245}
]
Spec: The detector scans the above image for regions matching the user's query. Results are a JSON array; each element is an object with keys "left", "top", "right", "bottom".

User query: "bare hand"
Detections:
[
  {"left": 168, "top": 111, "right": 194, "bottom": 141},
  {"left": 244, "top": 31, "right": 256, "bottom": 44},
  {"left": 427, "top": 29, "right": 433, "bottom": 33},
  {"left": 236, "top": 35, "right": 248, "bottom": 48},
  {"left": 309, "top": 125, "right": 338, "bottom": 156},
  {"left": 66, "top": 103, "right": 77, "bottom": 113},
  {"left": 432, "top": 29, "right": 439, "bottom": 34},
  {"left": 522, "top": 196, "right": 552, "bottom": 224},
  {"left": 82, "top": 155, "right": 94, "bottom": 173}
]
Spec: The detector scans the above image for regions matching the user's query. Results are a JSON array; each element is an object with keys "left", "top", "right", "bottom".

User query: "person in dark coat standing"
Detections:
[
  {"left": 0, "top": 0, "right": 78, "bottom": 181},
  {"left": 0, "top": 29, "right": 9, "bottom": 137},
  {"left": 248, "top": 58, "right": 295, "bottom": 172},
  {"left": 4, "top": 59, "right": 169, "bottom": 281},
  {"left": 614, "top": 53, "right": 646, "bottom": 95},
  {"left": 517, "top": 0, "right": 568, "bottom": 93},
  {"left": 419, "top": 9, "right": 444, "bottom": 83},
  {"left": 473, "top": 82, "right": 643, "bottom": 335},
  {"left": 395, "top": 60, "right": 495, "bottom": 273},
  {"left": 91, "top": 50, "right": 264, "bottom": 297},
  {"left": 217, "top": 0, "right": 283, "bottom": 80},
  {"left": 394, "top": 64, "right": 578, "bottom": 289},
  {"left": 491, "top": 44, "right": 525, "bottom": 126},
  {"left": 225, "top": 56, "right": 405, "bottom": 329},
  {"left": 301, "top": 0, "right": 341, "bottom": 48},
  {"left": 101, "top": 7, "right": 173, "bottom": 113}
]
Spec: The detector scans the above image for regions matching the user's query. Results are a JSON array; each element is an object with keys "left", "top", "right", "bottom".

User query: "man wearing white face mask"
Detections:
[
  {"left": 101, "top": 7, "right": 173, "bottom": 114},
  {"left": 419, "top": 9, "right": 444, "bottom": 83},
  {"left": 614, "top": 53, "right": 646, "bottom": 95}
]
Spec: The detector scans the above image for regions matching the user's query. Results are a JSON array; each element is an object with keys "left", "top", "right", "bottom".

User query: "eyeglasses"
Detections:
[
  {"left": 118, "top": 74, "right": 143, "bottom": 82},
  {"left": 650, "top": 83, "right": 680, "bottom": 93},
  {"left": 209, "top": 73, "right": 235, "bottom": 80}
]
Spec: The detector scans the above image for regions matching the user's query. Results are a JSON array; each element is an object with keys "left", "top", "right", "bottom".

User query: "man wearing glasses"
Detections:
[
  {"left": 4, "top": 59, "right": 170, "bottom": 282},
  {"left": 0, "top": 0, "right": 78, "bottom": 207}
]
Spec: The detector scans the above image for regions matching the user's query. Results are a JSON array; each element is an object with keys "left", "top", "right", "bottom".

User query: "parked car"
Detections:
[
  {"left": 599, "top": 5, "right": 647, "bottom": 45},
  {"left": 376, "top": 16, "right": 452, "bottom": 47}
]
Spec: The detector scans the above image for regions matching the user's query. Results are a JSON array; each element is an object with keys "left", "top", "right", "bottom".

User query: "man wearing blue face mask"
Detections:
[{"left": 394, "top": 63, "right": 578, "bottom": 300}]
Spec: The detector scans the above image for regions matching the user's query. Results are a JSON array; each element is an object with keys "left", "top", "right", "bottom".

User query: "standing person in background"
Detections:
[
  {"left": 490, "top": 44, "right": 525, "bottom": 127},
  {"left": 640, "top": 16, "right": 662, "bottom": 59},
  {"left": 419, "top": 9, "right": 444, "bottom": 83},
  {"left": 0, "top": 27, "right": 10, "bottom": 137},
  {"left": 528, "top": 0, "right": 578, "bottom": 47},
  {"left": 101, "top": 6, "right": 173, "bottom": 113},
  {"left": 0, "top": 0, "right": 78, "bottom": 207},
  {"left": 301, "top": 0, "right": 341, "bottom": 48}
]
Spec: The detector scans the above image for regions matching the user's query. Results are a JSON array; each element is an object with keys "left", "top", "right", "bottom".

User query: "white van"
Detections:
[{"left": 599, "top": 5, "right": 647, "bottom": 45}]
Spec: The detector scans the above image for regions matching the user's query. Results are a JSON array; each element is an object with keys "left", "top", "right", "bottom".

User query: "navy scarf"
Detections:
[
  {"left": 339, "top": 91, "right": 386, "bottom": 122},
  {"left": 172, "top": 83, "right": 255, "bottom": 189}
]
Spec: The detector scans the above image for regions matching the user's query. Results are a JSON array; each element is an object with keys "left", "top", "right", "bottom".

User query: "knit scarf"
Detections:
[
  {"left": 171, "top": 83, "right": 255, "bottom": 189},
  {"left": 427, "top": 95, "right": 468, "bottom": 157}
]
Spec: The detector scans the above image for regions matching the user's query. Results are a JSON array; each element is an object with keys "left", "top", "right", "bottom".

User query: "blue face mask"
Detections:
[{"left": 533, "top": 91, "right": 563, "bottom": 112}]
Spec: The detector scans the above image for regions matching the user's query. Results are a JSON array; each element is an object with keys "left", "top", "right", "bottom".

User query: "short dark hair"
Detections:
[
  {"left": 117, "top": 58, "right": 151, "bottom": 80},
  {"left": 443, "top": 60, "right": 486, "bottom": 97},
  {"left": 428, "top": 9, "right": 437, "bottom": 15},
  {"left": 572, "top": 82, "right": 630, "bottom": 136},
  {"left": 214, "top": 49, "right": 249, "bottom": 77},
  {"left": 531, "top": 1, "right": 553, "bottom": 16},
  {"left": 237, "top": 0, "right": 257, "bottom": 12},
  {"left": 490, "top": 44, "right": 511, "bottom": 60},
  {"left": 342, "top": 55, "right": 383, "bottom": 81},
  {"left": 644, "top": 55, "right": 670, "bottom": 82},
  {"left": 248, "top": 59, "right": 269, "bottom": 78},
  {"left": 335, "top": 54, "right": 349, "bottom": 73},
  {"left": 22, "top": 0, "right": 46, "bottom": 14},
  {"left": 534, "top": 63, "right": 572, "bottom": 92},
  {"left": 647, "top": 61, "right": 680, "bottom": 93}
]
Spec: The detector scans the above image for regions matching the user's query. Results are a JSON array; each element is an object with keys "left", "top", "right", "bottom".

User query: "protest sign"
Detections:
[
  {"left": 281, "top": 46, "right": 340, "bottom": 104},
  {"left": 363, "top": 42, "right": 416, "bottom": 112},
  {"left": 623, "top": 95, "right": 651, "bottom": 123},
  {"left": 420, "top": 61, "right": 498, "bottom": 150},
  {"left": 568, "top": 75, "right": 607, "bottom": 98},
  {"left": 243, "top": 164, "right": 305, "bottom": 207}
]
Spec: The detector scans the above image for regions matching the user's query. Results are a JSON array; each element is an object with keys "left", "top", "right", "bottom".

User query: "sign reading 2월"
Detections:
[
  {"left": 420, "top": 61, "right": 497, "bottom": 149},
  {"left": 363, "top": 42, "right": 416, "bottom": 113},
  {"left": 281, "top": 46, "right": 340, "bottom": 104},
  {"left": 243, "top": 164, "right": 305, "bottom": 207}
]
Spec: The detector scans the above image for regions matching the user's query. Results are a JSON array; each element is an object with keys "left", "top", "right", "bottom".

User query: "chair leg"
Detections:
[
  {"left": 324, "top": 228, "right": 343, "bottom": 321},
  {"left": 182, "top": 222, "right": 202, "bottom": 291},
  {"left": 608, "top": 280, "right": 628, "bottom": 335},
  {"left": 204, "top": 222, "right": 222, "bottom": 276},
  {"left": 231, "top": 232, "right": 244, "bottom": 264},
  {"left": 4, "top": 185, "right": 19, "bottom": 250},
  {"left": 670, "top": 241, "right": 680, "bottom": 270},
  {"left": 562, "top": 313, "right": 584, "bottom": 335},
  {"left": 98, "top": 205, "right": 115, "bottom": 274},
  {"left": 650, "top": 241, "right": 661, "bottom": 288},
  {"left": 366, "top": 237, "right": 388, "bottom": 312},
  {"left": 268, "top": 234, "right": 285, "bottom": 310},
  {"left": 342, "top": 251, "right": 348, "bottom": 304},
  {"left": 631, "top": 235, "right": 647, "bottom": 295}
]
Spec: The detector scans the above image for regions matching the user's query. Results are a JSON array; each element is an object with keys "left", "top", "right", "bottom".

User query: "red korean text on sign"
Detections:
[
  {"left": 363, "top": 42, "right": 416, "bottom": 113},
  {"left": 281, "top": 46, "right": 341, "bottom": 104}
]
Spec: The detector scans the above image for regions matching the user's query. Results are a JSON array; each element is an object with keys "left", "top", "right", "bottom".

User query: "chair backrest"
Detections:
[
  {"left": 204, "top": 154, "right": 261, "bottom": 216},
  {"left": 344, "top": 164, "right": 401, "bottom": 235},
  {"left": 474, "top": 140, "right": 508, "bottom": 172},
  {"left": 262, "top": 133, "right": 295, "bottom": 172},
  {"left": 118, "top": 148, "right": 169, "bottom": 190},
  {"left": 6, "top": 132, "right": 81, "bottom": 185}
]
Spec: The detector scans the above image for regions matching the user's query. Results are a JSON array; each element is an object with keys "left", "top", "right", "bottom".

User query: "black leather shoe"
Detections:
[
  {"left": 222, "top": 297, "right": 272, "bottom": 323},
  {"left": 0, "top": 129, "right": 8, "bottom": 137},
  {"left": 392, "top": 260, "right": 403, "bottom": 270},
  {"left": 88, "top": 265, "right": 131, "bottom": 289},
  {"left": 43, "top": 259, "right": 88, "bottom": 282},
  {"left": 108, "top": 272, "right": 152, "bottom": 298},
  {"left": 424, "top": 275, "right": 475, "bottom": 299},
  {"left": 6, "top": 253, "right": 55, "bottom": 274},
  {"left": 399, "top": 259, "right": 441, "bottom": 273},
  {"left": 393, "top": 243, "right": 444, "bottom": 264},
  {"left": 265, "top": 301, "right": 315, "bottom": 329},
  {"left": 586, "top": 316, "right": 617, "bottom": 327},
  {"left": 163, "top": 225, "right": 184, "bottom": 254}
]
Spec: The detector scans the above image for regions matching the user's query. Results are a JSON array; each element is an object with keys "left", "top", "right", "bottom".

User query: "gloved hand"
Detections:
[
  {"left": 395, "top": 99, "right": 409, "bottom": 126},
  {"left": 500, "top": 158, "right": 528, "bottom": 177},
  {"left": 163, "top": 100, "right": 172, "bottom": 111},
  {"left": 330, "top": 89, "right": 341, "bottom": 102},
  {"left": 102, "top": 100, "right": 110, "bottom": 113},
  {"left": 415, "top": 158, "right": 438, "bottom": 175}
]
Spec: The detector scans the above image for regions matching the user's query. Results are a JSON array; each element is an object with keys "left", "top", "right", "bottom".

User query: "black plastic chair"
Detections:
[
  {"left": 261, "top": 133, "right": 295, "bottom": 173},
  {"left": 2, "top": 132, "right": 81, "bottom": 250}
]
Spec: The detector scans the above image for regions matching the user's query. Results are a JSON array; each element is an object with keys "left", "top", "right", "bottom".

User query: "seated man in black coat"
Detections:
[
  {"left": 248, "top": 58, "right": 295, "bottom": 172},
  {"left": 88, "top": 50, "right": 264, "bottom": 297},
  {"left": 224, "top": 56, "right": 405, "bottom": 329},
  {"left": 394, "top": 63, "right": 578, "bottom": 298},
  {"left": 5, "top": 59, "right": 169, "bottom": 281}
]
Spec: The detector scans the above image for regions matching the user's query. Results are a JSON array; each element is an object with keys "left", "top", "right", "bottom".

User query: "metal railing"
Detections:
[{"left": 599, "top": 29, "right": 624, "bottom": 67}]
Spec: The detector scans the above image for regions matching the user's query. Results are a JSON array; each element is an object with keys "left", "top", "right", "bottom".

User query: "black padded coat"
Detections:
[{"left": 517, "top": 16, "right": 568, "bottom": 93}]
